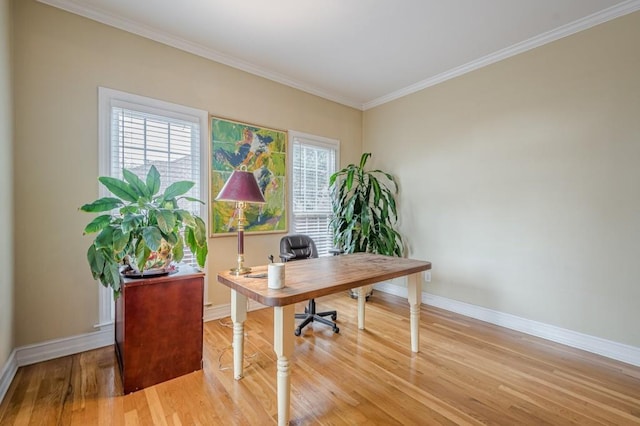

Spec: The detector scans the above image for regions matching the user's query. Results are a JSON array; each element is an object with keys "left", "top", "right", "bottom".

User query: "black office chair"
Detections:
[{"left": 279, "top": 234, "right": 340, "bottom": 336}]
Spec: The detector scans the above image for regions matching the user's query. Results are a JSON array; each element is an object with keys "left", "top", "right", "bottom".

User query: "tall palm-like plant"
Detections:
[
  {"left": 80, "top": 166, "right": 208, "bottom": 298},
  {"left": 329, "top": 153, "right": 403, "bottom": 257}
]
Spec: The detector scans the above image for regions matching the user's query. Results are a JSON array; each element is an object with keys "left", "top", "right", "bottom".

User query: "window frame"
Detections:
[
  {"left": 288, "top": 130, "right": 340, "bottom": 256},
  {"left": 96, "top": 87, "right": 209, "bottom": 327}
]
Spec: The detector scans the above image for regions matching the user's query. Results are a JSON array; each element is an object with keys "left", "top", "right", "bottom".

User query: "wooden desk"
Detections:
[{"left": 217, "top": 253, "right": 431, "bottom": 426}]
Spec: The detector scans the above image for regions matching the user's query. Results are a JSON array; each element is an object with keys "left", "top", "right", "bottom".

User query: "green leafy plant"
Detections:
[
  {"left": 329, "top": 152, "right": 403, "bottom": 257},
  {"left": 80, "top": 166, "right": 208, "bottom": 298}
]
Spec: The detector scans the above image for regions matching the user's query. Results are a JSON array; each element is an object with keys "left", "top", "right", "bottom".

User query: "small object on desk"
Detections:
[
  {"left": 268, "top": 254, "right": 274, "bottom": 263},
  {"left": 245, "top": 273, "right": 267, "bottom": 278},
  {"left": 268, "top": 263, "right": 285, "bottom": 289}
]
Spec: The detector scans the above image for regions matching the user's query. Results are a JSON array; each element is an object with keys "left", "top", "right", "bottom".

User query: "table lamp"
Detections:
[{"left": 216, "top": 166, "right": 266, "bottom": 275}]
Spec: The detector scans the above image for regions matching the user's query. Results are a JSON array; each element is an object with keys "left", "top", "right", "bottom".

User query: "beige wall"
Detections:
[
  {"left": 11, "top": 0, "right": 639, "bottom": 351},
  {"left": 364, "top": 12, "right": 640, "bottom": 346},
  {"left": 12, "top": 0, "right": 362, "bottom": 346},
  {"left": 0, "top": 0, "right": 14, "bottom": 366}
]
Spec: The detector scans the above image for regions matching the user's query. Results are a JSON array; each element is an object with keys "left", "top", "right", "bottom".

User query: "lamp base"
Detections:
[{"left": 230, "top": 266, "right": 251, "bottom": 276}]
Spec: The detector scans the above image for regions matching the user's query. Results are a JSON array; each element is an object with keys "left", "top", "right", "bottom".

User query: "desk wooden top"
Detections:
[{"left": 217, "top": 253, "right": 431, "bottom": 307}]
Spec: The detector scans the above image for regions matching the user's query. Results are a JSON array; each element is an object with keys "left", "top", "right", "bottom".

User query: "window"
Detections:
[
  {"left": 97, "top": 87, "right": 208, "bottom": 326},
  {"left": 289, "top": 131, "right": 340, "bottom": 256}
]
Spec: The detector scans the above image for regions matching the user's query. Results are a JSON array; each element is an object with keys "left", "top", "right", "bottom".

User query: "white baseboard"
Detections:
[
  {"left": 373, "top": 282, "right": 640, "bottom": 367},
  {"left": 1, "top": 300, "right": 268, "bottom": 402},
  {"left": 4, "top": 285, "right": 637, "bottom": 404},
  {"left": 203, "top": 304, "right": 230, "bottom": 322},
  {"left": 0, "top": 349, "right": 18, "bottom": 403},
  {"left": 0, "top": 325, "right": 114, "bottom": 404},
  {"left": 1, "top": 297, "right": 269, "bottom": 402},
  {"left": 204, "top": 299, "right": 267, "bottom": 322},
  {"left": 15, "top": 325, "right": 114, "bottom": 367},
  {"left": 373, "top": 281, "right": 408, "bottom": 298}
]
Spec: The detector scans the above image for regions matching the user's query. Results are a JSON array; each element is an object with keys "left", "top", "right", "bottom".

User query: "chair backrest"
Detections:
[{"left": 279, "top": 234, "right": 318, "bottom": 261}]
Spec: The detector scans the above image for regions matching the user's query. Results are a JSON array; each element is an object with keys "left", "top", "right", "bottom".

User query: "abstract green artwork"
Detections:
[{"left": 210, "top": 116, "right": 287, "bottom": 236}]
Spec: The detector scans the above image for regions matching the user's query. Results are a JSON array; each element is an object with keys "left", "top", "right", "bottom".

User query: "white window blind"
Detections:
[
  {"left": 290, "top": 132, "right": 339, "bottom": 256},
  {"left": 110, "top": 107, "right": 202, "bottom": 265},
  {"left": 97, "top": 87, "right": 209, "bottom": 325},
  {"left": 100, "top": 88, "right": 208, "bottom": 265}
]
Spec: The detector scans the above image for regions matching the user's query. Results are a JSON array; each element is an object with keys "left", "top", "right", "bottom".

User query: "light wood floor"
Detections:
[{"left": 1, "top": 291, "right": 639, "bottom": 425}]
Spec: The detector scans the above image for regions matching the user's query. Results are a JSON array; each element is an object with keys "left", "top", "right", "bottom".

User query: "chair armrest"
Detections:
[{"left": 279, "top": 253, "right": 295, "bottom": 262}]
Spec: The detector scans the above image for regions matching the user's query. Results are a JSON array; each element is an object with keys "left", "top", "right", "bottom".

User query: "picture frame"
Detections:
[{"left": 210, "top": 116, "right": 287, "bottom": 236}]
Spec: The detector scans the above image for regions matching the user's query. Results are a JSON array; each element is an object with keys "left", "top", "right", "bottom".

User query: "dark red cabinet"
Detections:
[{"left": 115, "top": 266, "right": 205, "bottom": 394}]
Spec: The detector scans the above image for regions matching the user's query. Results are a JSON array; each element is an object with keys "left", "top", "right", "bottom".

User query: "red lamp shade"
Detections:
[
  {"left": 216, "top": 167, "right": 265, "bottom": 275},
  {"left": 216, "top": 169, "right": 265, "bottom": 203}
]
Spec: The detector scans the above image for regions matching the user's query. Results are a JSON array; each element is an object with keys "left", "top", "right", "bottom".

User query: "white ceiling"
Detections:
[{"left": 40, "top": 0, "right": 640, "bottom": 110}]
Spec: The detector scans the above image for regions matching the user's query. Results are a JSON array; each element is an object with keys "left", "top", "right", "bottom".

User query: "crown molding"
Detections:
[
  {"left": 36, "top": 0, "right": 640, "bottom": 111},
  {"left": 362, "top": 0, "right": 640, "bottom": 110},
  {"left": 36, "top": 0, "right": 362, "bottom": 110}
]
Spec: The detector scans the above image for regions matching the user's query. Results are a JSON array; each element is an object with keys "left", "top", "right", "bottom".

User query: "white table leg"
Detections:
[
  {"left": 407, "top": 273, "right": 421, "bottom": 353},
  {"left": 274, "top": 305, "right": 295, "bottom": 426},
  {"left": 231, "top": 290, "right": 247, "bottom": 380},
  {"left": 358, "top": 286, "right": 366, "bottom": 330}
]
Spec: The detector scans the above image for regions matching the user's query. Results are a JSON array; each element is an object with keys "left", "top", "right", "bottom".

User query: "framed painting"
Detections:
[{"left": 210, "top": 116, "right": 287, "bottom": 236}]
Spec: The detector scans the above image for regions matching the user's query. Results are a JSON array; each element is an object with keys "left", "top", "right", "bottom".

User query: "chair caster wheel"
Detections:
[
  {"left": 331, "top": 314, "right": 337, "bottom": 321},
  {"left": 333, "top": 326, "right": 339, "bottom": 334},
  {"left": 294, "top": 328, "right": 302, "bottom": 336}
]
